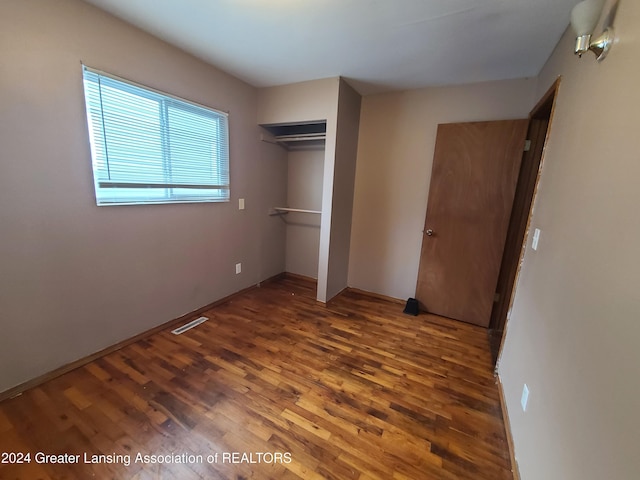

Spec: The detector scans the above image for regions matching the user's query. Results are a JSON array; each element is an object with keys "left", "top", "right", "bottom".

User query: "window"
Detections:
[{"left": 82, "top": 66, "right": 229, "bottom": 205}]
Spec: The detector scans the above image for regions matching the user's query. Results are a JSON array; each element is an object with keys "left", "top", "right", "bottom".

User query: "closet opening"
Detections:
[{"left": 261, "top": 121, "right": 326, "bottom": 283}]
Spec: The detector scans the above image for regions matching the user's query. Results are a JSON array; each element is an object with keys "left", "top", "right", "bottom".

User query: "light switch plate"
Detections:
[
  {"left": 532, "top": 228, "right": 541, "bottom": 251},
  {"left": 239, "top": 198, "right": 245, "bottom": 210},
  {"left": 235, "top": 263, "right": 242, "bottom": 274},
  {"left": 521, "top": 384, "right": 529, "bottom": 412}
]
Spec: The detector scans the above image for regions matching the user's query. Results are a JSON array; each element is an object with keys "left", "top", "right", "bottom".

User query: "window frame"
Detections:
[{"left": 82, "top": 65, "right": 230, "bottom": 206}]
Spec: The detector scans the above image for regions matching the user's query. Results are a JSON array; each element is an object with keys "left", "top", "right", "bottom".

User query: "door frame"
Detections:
[{"left": 489, "top": 78, "right": 561, "bottom": 366}]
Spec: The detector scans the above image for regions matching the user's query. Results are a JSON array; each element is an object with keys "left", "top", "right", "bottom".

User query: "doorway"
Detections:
[{"left": 488, "top": 79, "right": 560, "bottom": 364}]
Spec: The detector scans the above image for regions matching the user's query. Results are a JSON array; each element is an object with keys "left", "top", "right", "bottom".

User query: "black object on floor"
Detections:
[{"left": 403, "top": 298, "right": 419, "bottom": 316}]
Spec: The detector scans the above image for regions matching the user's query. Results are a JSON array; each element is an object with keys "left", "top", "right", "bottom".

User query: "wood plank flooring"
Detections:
[{"left": 0, "top": 276, "right": 513, "bottom": 479}]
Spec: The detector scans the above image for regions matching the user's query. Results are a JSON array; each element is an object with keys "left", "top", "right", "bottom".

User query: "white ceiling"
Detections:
[{"left": 83, "top": 0, "right": 578, "bottom": 95}]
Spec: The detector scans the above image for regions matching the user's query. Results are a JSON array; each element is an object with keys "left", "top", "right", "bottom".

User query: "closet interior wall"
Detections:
[{"left": 285, "top": 146, "right": 325, "bottom": 279}]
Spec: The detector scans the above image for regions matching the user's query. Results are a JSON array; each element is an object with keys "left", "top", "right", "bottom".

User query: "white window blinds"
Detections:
[{"left": 82, "top": 66, "right": 230, "bottom": 205}]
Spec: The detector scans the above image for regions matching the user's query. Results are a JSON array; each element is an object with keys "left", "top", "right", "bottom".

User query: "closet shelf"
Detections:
[
  {"left": 261, "top": 133, "right": 326, "bottom": 150},
  {"left": 269, "top": 207, "right": 322, "bottom": 216},
  {"left": 260, "top": 122, "right": 327, "bottom": 150},
  {"left": 274, "top": 133, "right": 326, "bottom": 143}
]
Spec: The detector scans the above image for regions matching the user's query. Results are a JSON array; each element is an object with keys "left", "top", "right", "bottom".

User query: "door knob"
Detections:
[{"left": 425, "top": 229, "right": 434, "bottom": 236}]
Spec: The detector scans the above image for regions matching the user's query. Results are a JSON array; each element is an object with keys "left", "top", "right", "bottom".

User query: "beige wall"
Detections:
[
  {"left": 349, "top": 79, "right": 536, "bottom": 300},
  {"left": 325, "top": 80, "right": 362, "bottom": 300},
  {"left": 257, "top": 78, "right": 339, "bottom": 126},
  {"left": 499, "top": 2, "right": 640, "bottom": 478},
  {"left": 285, "top": 149, "right": 324, "bottom": 279},
  {"left": 0, "top": 0, "right": 286, "bottom": 393},
  {"left": 258, "top": 143, "right": 288, "bottom": 281}
]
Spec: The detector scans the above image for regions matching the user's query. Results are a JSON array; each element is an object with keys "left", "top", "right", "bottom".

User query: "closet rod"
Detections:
[
  {"left": 270, "top": 207, "right": 322, "bottom": 215},
  {"left": 274, "top": 134, "right": 326, "bottom": 142}
]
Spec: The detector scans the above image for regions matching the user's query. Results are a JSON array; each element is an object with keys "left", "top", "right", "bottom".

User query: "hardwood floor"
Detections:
[{"left": 0, "top": 276, "right": 513, "bottom": 479}]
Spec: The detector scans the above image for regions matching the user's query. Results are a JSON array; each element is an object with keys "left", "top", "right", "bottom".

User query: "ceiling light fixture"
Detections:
[{"left": 570, "top": 0, "right": 615, "bottom": 61}]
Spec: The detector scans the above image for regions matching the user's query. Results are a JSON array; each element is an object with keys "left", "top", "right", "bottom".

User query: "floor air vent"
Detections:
[{"left": 171, "top": 316, "right": 208, "bottom": 335}]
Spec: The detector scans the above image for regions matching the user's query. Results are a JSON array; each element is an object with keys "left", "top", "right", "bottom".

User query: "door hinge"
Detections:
[{"left": 524, "top": 139, "right": 532, "bottom": 152}]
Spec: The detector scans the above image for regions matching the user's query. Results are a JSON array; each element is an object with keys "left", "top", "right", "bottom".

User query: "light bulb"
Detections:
[{"left": 570, "top": 0, "right": 606, "bottom": 36}]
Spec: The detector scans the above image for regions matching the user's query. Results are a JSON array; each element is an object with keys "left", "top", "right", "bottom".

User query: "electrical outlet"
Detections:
[
  {"left": 235, "top": 263, "right": 242, "bottom": 274},
  {"left": 521, "top": 384, "right": 529, "bottom": 412},
  {"left": 239, "top": 198, "right": 245, "bottom": 210}
]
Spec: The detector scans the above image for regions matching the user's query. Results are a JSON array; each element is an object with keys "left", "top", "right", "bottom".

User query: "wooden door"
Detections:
[{"left": 416, "top": 120, "right": 528, "bottom": 327}]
